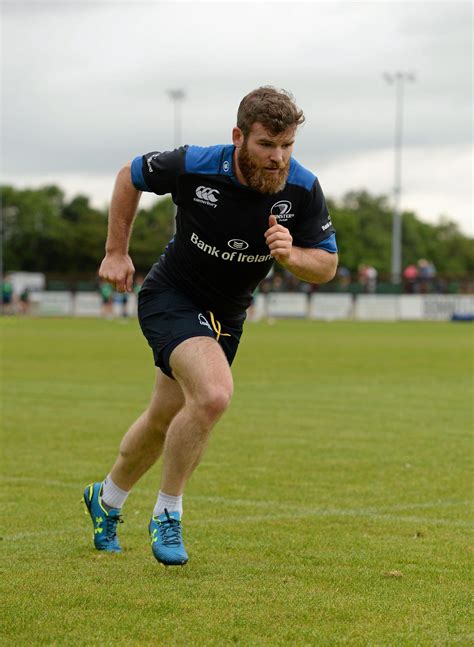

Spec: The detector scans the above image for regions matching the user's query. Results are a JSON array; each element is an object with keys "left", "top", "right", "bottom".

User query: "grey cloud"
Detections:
[{"left": 1, "top": 2, "right": 471, "bottom": 186}]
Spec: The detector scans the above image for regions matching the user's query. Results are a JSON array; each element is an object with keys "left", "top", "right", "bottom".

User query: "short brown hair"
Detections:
[{"left": 237, "top": 86, "right": 305, "bottom": 137}]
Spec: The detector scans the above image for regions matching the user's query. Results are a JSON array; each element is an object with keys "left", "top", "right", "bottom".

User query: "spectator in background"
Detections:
[
  {"left": 18, "top": 287, "right": 31, "bottom": 315},
  {"left": 358, "top": 264, "right": 368, "bottom": 290},
  {"left": 259, "top": 276, "right": 272, "bottom": 294},
  {"left": 134, "top": 275, "right": 144, "bottom": 295},
  {"left": 358, "top": 264, "right": 377, "bottom": 294},
  {"left": 417, "top": 259, "right": 436, "bottom": 293},
  {"left": 337, "top": 266, "right": 351, "bottom": 291},
  {"left": 117, "top": 292, "right": 128, "bottom": 318},
  {"left": 285, "top": 273, "right": 298, "bottom": 291},
  {"left": 365, "top": 265, "right": 377, "bottom": 294},
  {"left": 271, "top": 273, "right": 285, "bottom": 292},
  {"left": 403, "top": 263, "right": 418, "bottom": 293},
  {"left": 99, "top": 281, "right": 114, "bottom": 318},
  {"left": 1, "top": 275, "right": 14, "bottom": 314}
]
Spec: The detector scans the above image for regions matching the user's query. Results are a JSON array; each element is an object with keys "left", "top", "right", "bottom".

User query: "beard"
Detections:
[{"left": 237, "top": 141, "right": 289, "bottom": 194}]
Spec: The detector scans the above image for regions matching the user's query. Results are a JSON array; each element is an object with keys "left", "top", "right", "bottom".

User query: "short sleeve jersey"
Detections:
[{"left": 131, "top": 145, "right": 337, "bottom": 317}]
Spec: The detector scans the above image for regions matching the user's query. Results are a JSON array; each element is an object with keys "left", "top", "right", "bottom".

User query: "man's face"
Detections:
[{"left": 233, "top": 122, "right": 296, "bottom": 194}]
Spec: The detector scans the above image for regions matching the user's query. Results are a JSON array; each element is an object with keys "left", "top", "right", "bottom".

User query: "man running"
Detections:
[{"left": 83, "top": 86, "right": 338, "bottom": 566}]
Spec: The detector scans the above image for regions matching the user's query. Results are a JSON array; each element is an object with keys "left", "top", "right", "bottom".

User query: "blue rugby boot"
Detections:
[
  {"left": 83, "top": 482, "right": 123, "bottom": 553},
  {"left": 149, "top": 509, "right": 188, "bottom": 566}
]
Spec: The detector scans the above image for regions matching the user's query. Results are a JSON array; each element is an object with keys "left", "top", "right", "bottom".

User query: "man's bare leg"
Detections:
[
  {"left": 83, "top": 368, "right": 185, "bottom": 553},
  {"left": 160, "top": 336, "right": 234, "bottom": 496},
  {"left": 108, "top": 369, "right": 185, "bottom": 491},
  {"left": 148, "top": 336, "right": 233, "bottom": 565},
  {"left": 85, "top": 335, "right": 232, "bottom": 560}
]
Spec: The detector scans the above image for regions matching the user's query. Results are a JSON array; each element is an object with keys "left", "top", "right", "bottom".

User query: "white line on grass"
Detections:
[
  {"left": 1, "top": 478, "right": 472, "bottom": 541},
  {"left": 2, "top": 508, "right": 472, "bottom": 542},
  {"left": 2, "top": 475, "right": 472, "bottom": 515},
  {"left": 190, "top": 510, "right": 473, "bottom": 529},
  {"left": 191, "top": 494, "right": 473, "bottom": 514}
]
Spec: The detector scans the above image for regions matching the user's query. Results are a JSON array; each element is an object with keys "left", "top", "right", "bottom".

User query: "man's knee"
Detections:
[{"left": 191, "top": 384, "right": 233, "bottom": 427}]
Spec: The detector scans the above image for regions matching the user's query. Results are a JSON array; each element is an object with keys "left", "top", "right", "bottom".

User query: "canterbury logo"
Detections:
[{"left": 196, "top": 186, "right": 219, "bottom": 203}]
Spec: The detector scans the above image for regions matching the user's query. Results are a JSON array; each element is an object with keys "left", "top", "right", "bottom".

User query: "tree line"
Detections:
[{"left": 1, "top": 184, "right": 473, "bottom": 279}]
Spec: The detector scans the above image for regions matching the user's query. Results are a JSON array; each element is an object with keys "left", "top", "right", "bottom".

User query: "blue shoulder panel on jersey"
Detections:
[
  {"left": 287, "top": 158, "right": 317, "bottom": 191},
  {"left": 313, "top": 233, "right": 338, "bottom": 253},
  {"left": 131, "top": 156, "right": 150, "bottom": 191},
  {"left": 185, "top": 145, "right": 234, "bottom": 176}
]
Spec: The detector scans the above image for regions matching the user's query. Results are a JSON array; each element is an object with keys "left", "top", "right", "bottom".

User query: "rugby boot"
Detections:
[
  {"left": 83, "top": 482, "right": 123, "bottom": 552},
  {"left": 149, "top": 509, "right": 188, "bottom": 566}
]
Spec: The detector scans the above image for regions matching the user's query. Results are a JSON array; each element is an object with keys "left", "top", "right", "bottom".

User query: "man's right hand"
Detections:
[{"left": 98, "top": 254, "right": 135, "bottom": 293}]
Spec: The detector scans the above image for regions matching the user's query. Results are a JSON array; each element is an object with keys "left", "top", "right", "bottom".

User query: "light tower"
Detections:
[
  {"left": 167, "top": 89, "right": 186, "bottom": 234},
  {"left": 167, "top": 89, "right": 186, "bottom": 148},
  {"left": 383, "top": 72, "right": 415, "bottom": 284}
]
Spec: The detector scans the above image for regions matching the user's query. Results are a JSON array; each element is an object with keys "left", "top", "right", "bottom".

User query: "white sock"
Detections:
[
  {"left": 101, "top": 475, "right": 129, "bottom": 510},
  {"left": 153, "top": 490, "right": 183, "bottom": 518}
]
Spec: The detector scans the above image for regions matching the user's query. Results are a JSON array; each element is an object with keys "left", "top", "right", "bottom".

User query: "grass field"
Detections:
[{"left": 1, "top": 317, "right": 472, "bottom": 646}]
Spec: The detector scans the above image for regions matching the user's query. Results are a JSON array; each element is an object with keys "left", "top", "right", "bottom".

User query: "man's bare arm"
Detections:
[
  {"left": 98, "top": 163, "right": 141, "bottom": 293},
  {"left": 264, "top": 214, "right": 338, "bottom": 284},
  {"left": 277, "top": 246, "right": 338, "bottom": 283}
]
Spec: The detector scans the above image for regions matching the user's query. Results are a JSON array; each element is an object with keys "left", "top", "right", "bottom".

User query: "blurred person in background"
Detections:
[
  {"left": 1, "top": 275, "right": 15, "bottom": 314},
  {"left": 99, "top": 281, "right": 114, "bottom": 318},
  {"left": 18, "top": 287, "right": 31, "bottom": 315},
  {"left": 134, "top": 274, "right": 144, "bottom": 295},
  {"left": 403, "top": 263, "right": 418, "bottom": 293},
  {"left": 83, "top": 86, "right": 338, "bottom": 566},
  {"left": 358, "top": 264, "right": 377, "bottom": 294},
  {"left": 417, "top": 259, "right": 436, "bottom": 293},
  {"left": 358, "top": 264, "right": 369, "bottom": 291},
  {"left": 365, "top": 265, "right": 377, "bottom": 294},
  {"left": 117, "top": 291, "right": 128, "bottom": 318},
  {"left": 337, "top": 266, "right": 351, "bottom": 291},
  {"left": 271, "top": 273, "right": 285, "bottom": 292}
]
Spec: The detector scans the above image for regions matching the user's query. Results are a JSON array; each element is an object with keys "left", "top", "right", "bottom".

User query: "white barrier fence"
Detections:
[
  {"left": 27, "top": 291, "right": 474, "bottom": 321},
  {"left": 31, "top": 291, "right": 138, "bottom": 318}
]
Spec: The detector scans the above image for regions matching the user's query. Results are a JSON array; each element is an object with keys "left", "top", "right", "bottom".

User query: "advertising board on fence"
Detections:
[
  {"left": 24, "top": 291, "right": 474, "bottom": 321},
  {"left": 309, "top": 294, "right": 353, "bottom": 320},
  {"left": 423, "top": 295, "right": 474, "bottom": 320},
  {"left": 266, "top": 293, "right": 308, "bottom": 318},
  {"left": 354, "top": 295, "right": 399, "bottom": 321},
  {"left": 34, "top": 291, "right": 73, "bottom": 316}
]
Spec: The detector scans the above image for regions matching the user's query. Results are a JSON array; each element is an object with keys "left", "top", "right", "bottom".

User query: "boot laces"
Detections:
[
  {"left": 159, "top": 509, "right": 182, "bottom": 546},
  {"left": 105, "top": 513, "right": 123, "bottom": 541}
]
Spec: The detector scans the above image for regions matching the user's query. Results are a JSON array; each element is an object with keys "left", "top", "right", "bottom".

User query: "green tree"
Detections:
[
  {"left": 329, "top": 190, "right": 473, "bottom": 277},
  {"left": 2, "top": 185, "right": 67, "bottom": 272},
  {"left": 129, "top": 197, "right": 175, "bottom": 272},
  {"left": 57, "top": 195, "right": 108, "bottom": 272},
  {"left": 2, "top": 185, "right": 472, "bottom": 280}
]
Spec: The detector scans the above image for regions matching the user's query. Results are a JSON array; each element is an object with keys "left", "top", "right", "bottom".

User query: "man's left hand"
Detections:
[{"left": 265, "top": 215, "right": 293, "bottom": 265}]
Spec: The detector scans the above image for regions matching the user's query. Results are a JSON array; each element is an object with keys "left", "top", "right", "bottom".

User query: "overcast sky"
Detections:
[{"left": 1, "top": 0, "right": 472, "bottom": 234}]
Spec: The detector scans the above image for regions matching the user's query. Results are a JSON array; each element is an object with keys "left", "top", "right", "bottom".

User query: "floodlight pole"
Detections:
[
  {"left": 167, "top": 89, "right": 186, "bottom": 235},
  {"left": 167, "top": 89, "right": 186, "bottom": 150},
  {"left": 383, "top": 72, "right": 414, "bottom": 284}
]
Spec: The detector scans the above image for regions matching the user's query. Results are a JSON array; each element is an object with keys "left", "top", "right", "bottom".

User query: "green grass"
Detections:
[{"left": 1, "top": 317, "right": 473, "bottom": 646}]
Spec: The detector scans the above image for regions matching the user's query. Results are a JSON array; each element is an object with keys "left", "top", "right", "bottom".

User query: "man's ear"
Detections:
[{"left": 232, "top": 127, "right": 244, "bottom": 148}]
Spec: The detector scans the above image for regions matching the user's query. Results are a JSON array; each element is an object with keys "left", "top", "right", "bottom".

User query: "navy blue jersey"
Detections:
[{"left": 131, "top": 145, "right": 337, "bottom": 316}]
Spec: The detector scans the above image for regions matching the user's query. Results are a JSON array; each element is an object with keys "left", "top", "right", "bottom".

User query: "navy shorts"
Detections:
[{"left": 137, "top": 283, "right": 246, "bottom": 378}]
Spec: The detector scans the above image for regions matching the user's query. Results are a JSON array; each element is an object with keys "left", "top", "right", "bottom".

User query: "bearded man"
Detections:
[{"left": 83, "top": 86, "right": 338, "bottom": 566}]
